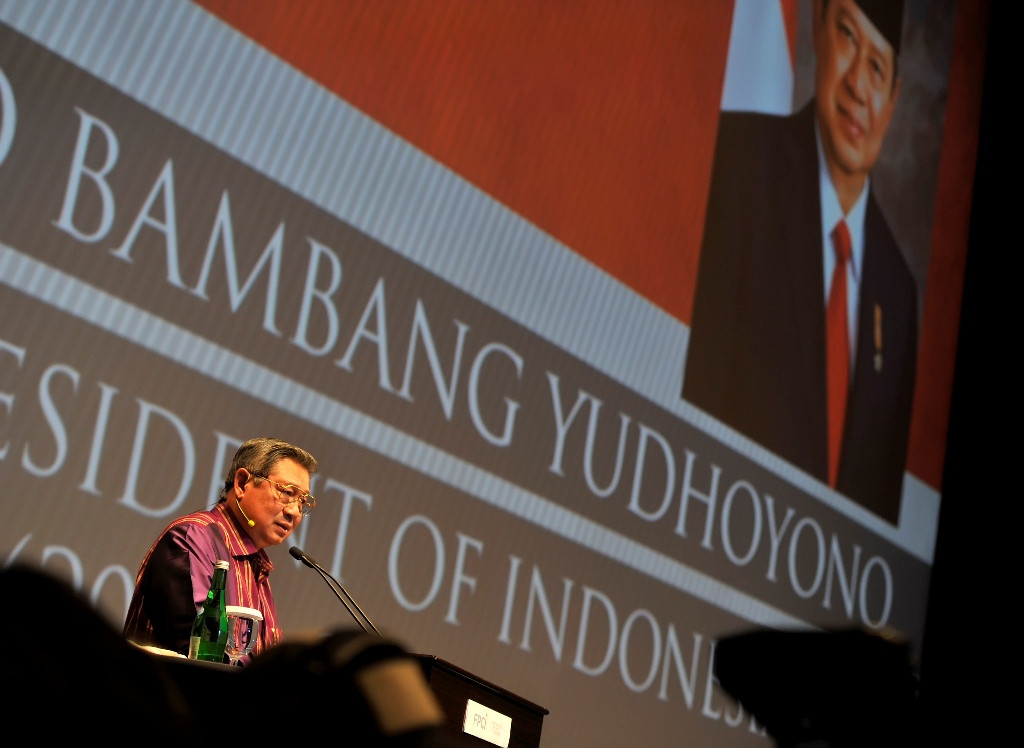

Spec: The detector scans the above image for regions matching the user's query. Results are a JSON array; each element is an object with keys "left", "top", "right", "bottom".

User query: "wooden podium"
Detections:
[
  {"left": 139, "top": 642, "right": 549, "bottom": 746},
  {"left": 418, "top": 655, "right": 549, "bottom": 748},
  {"left": 8, "top": 564, "right": 550, "bottom": 745}
]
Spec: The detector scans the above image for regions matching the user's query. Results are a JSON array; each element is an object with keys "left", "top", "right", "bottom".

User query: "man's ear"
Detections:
[
  {"left": 879, "top": 75, "right": 900, "bottom": 136},
  {"left": 234, "top": 468, "right": 250, "bottom": 496}
]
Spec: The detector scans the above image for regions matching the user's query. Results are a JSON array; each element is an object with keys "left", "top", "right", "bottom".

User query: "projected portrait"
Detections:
[{"left": 683, "top": 0, "right": 929, "bottom": 524}]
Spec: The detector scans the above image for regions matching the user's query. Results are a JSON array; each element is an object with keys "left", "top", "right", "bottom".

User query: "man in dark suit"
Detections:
[{"left": 683, "top": 0, "right": 915, "bottom": 524}]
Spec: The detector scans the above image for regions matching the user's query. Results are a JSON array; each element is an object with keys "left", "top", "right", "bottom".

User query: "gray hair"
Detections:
[{"left": 220, "top": 437, "right": 319, "bottom": 500}]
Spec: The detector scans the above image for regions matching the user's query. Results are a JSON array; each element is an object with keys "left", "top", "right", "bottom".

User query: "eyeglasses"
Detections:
[{"left": 251, "top": 473, "right": 316, "bottom": 516}]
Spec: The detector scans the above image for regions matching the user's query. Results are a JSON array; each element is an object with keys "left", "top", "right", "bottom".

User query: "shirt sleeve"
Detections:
[{"left": 136, "top": 521, "right": 224, "bottom": 655}]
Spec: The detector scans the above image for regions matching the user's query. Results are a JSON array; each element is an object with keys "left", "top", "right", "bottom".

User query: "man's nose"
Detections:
[{"left": 843, "top": 52, "right": 869, "bottom": 102}]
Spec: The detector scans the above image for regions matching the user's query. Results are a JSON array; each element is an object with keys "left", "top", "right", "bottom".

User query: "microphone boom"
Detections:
[{"left": 289, "top": 546, "right": 382, "bottom": 636}]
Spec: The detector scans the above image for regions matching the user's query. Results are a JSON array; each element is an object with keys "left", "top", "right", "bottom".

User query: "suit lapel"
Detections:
[{"left": 781, "top": 106, "right": 830, "bottom": 473}]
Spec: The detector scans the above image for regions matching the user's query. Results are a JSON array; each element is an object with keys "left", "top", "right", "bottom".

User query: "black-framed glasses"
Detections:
[{"left": 251, "top": 473, "right": 316, "bottom": 516}]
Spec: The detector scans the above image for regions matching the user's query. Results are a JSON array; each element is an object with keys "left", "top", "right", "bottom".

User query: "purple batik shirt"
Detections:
[{"left": 123, "top": 502, "right": 282, "bottom": 666}]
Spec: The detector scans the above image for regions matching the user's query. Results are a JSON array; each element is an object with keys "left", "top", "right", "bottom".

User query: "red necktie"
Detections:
[{"left": 826, "top": 219, "right": 851, "bottom": 487}]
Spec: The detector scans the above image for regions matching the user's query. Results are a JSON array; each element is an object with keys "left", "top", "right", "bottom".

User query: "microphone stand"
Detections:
[{"left": 290, "top": 546, "right": 382, "bottom": 636}]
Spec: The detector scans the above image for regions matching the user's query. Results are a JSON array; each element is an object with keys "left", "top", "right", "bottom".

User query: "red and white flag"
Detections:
[{"left": 720, "top": 0, "right": 799, "bottom": 114}]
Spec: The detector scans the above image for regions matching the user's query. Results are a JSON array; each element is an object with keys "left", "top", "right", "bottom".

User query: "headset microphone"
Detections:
[{"left": 236, "top": 498, "right": 256, "bottom": 527}]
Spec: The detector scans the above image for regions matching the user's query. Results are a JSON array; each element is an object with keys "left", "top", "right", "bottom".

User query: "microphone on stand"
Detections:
[{"left": 289, "top": 546, "right": 382, "bottom": 637}]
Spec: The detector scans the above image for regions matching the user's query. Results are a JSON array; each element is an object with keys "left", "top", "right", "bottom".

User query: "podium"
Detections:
[
  {"left": 136, "top": 635, "right": 549, "bottom": 746},
  {"left": 418, "top": 655, "right": 549, "bottom": 748},
  {"left": 5, "top": 564, "right": 551, "bottom": 745}
]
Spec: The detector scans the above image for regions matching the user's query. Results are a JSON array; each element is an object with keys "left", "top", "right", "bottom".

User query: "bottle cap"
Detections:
[{"left": 214, "top": 560, "right": 229, "bottom": 570}]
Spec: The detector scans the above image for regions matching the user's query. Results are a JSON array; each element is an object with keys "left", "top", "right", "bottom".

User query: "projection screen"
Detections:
[{"left": 0, "top": 1, "right": 988, "bottom": 745}]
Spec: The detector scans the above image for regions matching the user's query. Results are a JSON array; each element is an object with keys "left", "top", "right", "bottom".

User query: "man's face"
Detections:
[
  {"left": 235, "top": 457, "right": 310, "bottom": 548},
  {"left": 813, "top": 0, "right": 899, "bottom": 186}
]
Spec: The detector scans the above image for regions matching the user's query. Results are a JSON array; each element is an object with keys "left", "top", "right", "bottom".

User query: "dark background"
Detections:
[{"left": 918, "top": 1, "right": 999, "bottom": 736}]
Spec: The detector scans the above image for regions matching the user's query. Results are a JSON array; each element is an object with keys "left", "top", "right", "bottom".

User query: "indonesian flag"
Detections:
[{"left": 720, "top": 0, "right": 799, "bottom": 114}]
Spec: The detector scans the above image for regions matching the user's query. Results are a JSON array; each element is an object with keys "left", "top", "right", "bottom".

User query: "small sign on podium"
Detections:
[
  {"left": 463, "top": 698, "right": 513, "bottom": 747},
  {"left": 418, "top": 655, "right": 547, "bottom": 747}
]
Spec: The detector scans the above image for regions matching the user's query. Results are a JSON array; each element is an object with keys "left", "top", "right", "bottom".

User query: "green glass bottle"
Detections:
[{"left": 188, "top": 559, "right": 230, "bottom": 662}]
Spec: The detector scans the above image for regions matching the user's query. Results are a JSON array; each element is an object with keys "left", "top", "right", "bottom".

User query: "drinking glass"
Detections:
[{"left": 224, "top": 605, "right": 263, "bottom": 666}]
